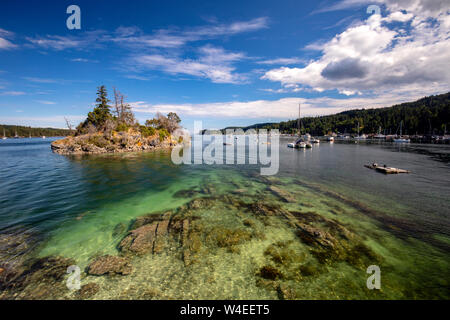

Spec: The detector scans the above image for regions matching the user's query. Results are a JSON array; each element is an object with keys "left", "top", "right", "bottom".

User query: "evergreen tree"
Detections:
[{"left": 87, "top": 85, "right": 112, "bottom": 128}]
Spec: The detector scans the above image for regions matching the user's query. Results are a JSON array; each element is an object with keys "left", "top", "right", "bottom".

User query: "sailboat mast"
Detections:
[{"left": 297, "top": 103, "right": 301, "bottom": 136}]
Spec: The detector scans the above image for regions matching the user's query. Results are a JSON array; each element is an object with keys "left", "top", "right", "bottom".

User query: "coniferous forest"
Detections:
[{"left": 231, "top": 92, "right": 450, "bottom": 136}]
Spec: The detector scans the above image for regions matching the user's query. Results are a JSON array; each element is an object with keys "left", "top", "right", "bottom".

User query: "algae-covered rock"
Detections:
[
  {"left": 86, "top": 255, "right": 132, "bottom": 276},
  {"left": 112, "top": 222, "right": 127, "bottom": 237},
  {"left": 79, "top": 282, "right": 100, "bottom": 299},
  {"left": 258, "top": 265, "right": 283, "bottom": 280},
  {"left": 264, "top": 244, "right": 297, "bottom": 265},
  {"left": 1, "top": 255, "right": 75, "bottom": 299},
  {"left": 173, "top": 188, "right": 200, "bottom": 198},
  {"left": 119, "top": 223, "right": 158, "bottom": 254},
  {"left": 277, "top": 283, "right": 297, "bottom": 300},
  {"left": 268, "top": 186, "right": 297, "bottom": 203}
]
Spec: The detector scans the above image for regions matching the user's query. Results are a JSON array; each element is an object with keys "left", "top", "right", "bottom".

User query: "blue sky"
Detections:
[{"left": 0, "top": 0, "right": 449, "bottom": 131}]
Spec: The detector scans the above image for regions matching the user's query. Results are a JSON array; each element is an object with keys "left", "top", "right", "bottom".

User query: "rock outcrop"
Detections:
[
  {"left": 51, "top": 131, "right": 180, "bottom": 155},
  {"left": 86, "top": 255, "right": 132, "bottom": 276}
]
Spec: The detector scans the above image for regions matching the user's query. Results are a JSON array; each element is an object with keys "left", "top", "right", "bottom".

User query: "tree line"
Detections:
[
  {"left": 0, "top": 125, "right": 71, "bottom": 138},
  {"left": 227, "top": 92, "right": 450, "bottom": 136}
]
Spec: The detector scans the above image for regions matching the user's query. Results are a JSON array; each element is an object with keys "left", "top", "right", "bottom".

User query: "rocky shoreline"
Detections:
[{"left": 51, "top": 131, "right": 181, "bottom": 155}]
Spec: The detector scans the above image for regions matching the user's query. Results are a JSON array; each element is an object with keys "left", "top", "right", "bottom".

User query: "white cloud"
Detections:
[
  {"left": 129, "top": 91, "right": 423, "bottom": 120},
  {"left": 0, "top": 28, "right": 17, "bottom": 50},
  {"left": 385, "top": 11, "right": 414, "bottom": 22},
  {"left": 130, "top": 45, "right": 247, "bottom": 84},
  {"left": 257, "top": 57, "right": 305, "bottom": 65},
  {"left": 70, "top": 58, "right": 98, "bottom": 63},
  {"left": 262, "top": 3, "right": 450, "bottom": 97},
  {"left": 27, "top": 17, "right": 268, "bottom": 51},
  {"left": 35, "top": 100, "right": 56, "bottom": 105},
  {"left": 0, "top": 91, "right": 26, "bottom": 96}
]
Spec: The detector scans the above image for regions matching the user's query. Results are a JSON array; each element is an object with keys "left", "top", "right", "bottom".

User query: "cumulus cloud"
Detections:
[
  {"left": 321, "top": 58, "right": 368, "bottom": 80},
  {"left": 262, "top": 1, "right": 450, "bottom": 96}
]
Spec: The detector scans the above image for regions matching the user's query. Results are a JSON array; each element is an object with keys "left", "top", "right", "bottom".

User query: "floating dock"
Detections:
[{"left": 364, "top": 164, "right": 410, "bottom": 174}]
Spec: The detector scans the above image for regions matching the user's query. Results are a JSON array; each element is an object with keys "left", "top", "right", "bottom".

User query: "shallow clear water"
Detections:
[{"left": 0, "top": 137, "right": 449, "bottom": 299}]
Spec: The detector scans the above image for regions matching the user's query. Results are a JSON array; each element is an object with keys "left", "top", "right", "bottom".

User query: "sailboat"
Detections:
[
  {"left": 288, "top": 104, "right": 308, "bottom": 148},
  {"left": 394, "top": 121, "right": 410, "bottom": 143},
  {"left": 2, "top": 128, "right": 6, "bottom": 140},
  {"left": 374, "top": 126, "right": 386, "bottom": 139},
  {"left": 13, "top": 129, "right": 19, "bottom": 139},
  {"left": 354, "top": 121, "right": 367, "bottom": 140}
]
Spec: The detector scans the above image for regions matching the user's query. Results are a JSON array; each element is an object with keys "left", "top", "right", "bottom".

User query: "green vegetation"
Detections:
[
  {"left": 0, "top": 125, "right": 71, "bottom": 138},
  {"left": 225, "top": 92, "right": 450, "bottom": 135},
  {"left": 74, "top": 85, "right": 181, "bottom": 139}
]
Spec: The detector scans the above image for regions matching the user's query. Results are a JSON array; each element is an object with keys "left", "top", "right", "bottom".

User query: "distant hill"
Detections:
[
  {"left": 0, "top": 124, "right": 72, "bottom": 138},
  {"left": 224, "top": 92, "right": 450, "bottom": 136}
]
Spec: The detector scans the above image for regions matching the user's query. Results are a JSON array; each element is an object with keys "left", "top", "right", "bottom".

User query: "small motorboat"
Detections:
[{"left": 393, "top": 138, "right": 410, "bottom": 143}]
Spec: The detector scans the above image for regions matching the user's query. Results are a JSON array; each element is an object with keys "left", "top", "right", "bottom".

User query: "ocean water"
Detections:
[{"left": 0, "top": 137, "right": 449, "bottom": 299}]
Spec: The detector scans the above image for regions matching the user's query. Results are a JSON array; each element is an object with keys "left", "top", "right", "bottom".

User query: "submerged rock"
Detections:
[
  {"left": 119, "top": 223, "right": 158, "bottom": 255},
  {"left": 112, "top": 222, "right": 127, "bottom": 237},
  {"left": 277, "top": 284, "right": 297, "bottom": 300},
  {"left": 173, "top": 188, "right": 200, "bottom": 198},
  {"left": 258, "top": 265, "right": 283, "bottom": 280},
  {"left": 79, "top": 282, "right": 100, "bottom": 299},
  {"left": 210, "top": 227, "right": 252, "bottom": 253},
  {"left": 1, "top": 255, "right": 75, "bottom": 299},
  {"left": 86, "top": 255, "right": 132, "bottom": 276},
  {"left": 268, "top": 186, "right": 297, "bottom": 203}
]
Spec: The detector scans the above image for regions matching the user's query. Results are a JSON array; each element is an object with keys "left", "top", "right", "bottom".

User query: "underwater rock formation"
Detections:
[
  {"left": 79, "top": 282, "right": 100, "bottom": 299},
  {"left": 86, "top": 255, "right": 132, "bottom": 276},
  {"left": 268, "top": 186, "right": 297, "bottom": 203},
  {"left": 1, "top": 256, "right": 75, "bottom": 300}
]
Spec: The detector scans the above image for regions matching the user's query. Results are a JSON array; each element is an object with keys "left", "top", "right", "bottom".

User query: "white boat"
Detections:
[
  {"left": 326, "top": 136, "right": 334, "bottom": 142},
  {"left": 311, "top": 138, "right": 320, "bottom": 144},
  {"left": 2, "top": 128, "right": 6, "bottom": 140},
  {"left": 42, "top": 135, "right": 46, "bottom": 139},
  {"left": 287, "top": 142, "right": 295, "bottom": 148},
  {"left": 393, "top": 138, "right": 410, "bottom": 143}
]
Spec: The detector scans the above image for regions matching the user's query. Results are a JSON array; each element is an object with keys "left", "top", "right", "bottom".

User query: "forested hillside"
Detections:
[{"left": 228, "top": 92, "right": 450, "bottom": 136}]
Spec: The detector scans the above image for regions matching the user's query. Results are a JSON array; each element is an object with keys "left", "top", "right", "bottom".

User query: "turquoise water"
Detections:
[{"left": 0, "top": 137, "right": 449, "bottom": 299}]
